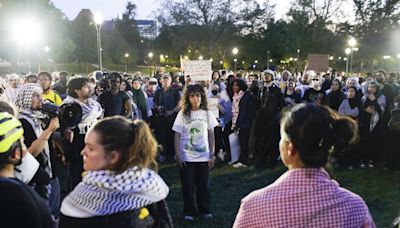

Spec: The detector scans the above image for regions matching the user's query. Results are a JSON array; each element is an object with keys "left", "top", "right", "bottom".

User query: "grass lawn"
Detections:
[{"left": 159, "top": 162, "right": 400, "bottom": 227}]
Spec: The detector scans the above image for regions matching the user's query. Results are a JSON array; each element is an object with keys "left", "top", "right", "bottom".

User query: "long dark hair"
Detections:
[
  {"left": 180, "top": 84, "right": 208, "bottom": 117},
  {"left": 121, "top": 79, "right": 132, "bottom": 92},
  {"left": 281, "top": 103, "right": 357, "bottom": 168},
  {"left": 232, "top": 78, "right": 248, "bottom": 92},
  {"left": 366, "top": 80, "right": 381, "bottom": 96}
]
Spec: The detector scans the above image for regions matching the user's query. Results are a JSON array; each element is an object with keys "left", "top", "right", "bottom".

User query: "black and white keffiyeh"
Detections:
[
  {"left": 16, "top": 83, "right": 43, "bottom": 111},
  {"left": 60, "top": 166, "right": 169, "bottom": 218},
  {"left": 16, "top": 83, "right": 52, "bottom": 177},
  {"left": 63, "top": 96, "right": 103, "bottom": 124},
  {"left": 361, "top": 94, "right": 386, "bottom": 131}
]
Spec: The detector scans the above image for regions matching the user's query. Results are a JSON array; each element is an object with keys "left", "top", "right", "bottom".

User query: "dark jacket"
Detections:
[
  {"left": 60, "top": 200, "right": 173, "bottom": 228},
  {"left": 0, "top": 177, "right": 53, "bottom": 228},
  {"left": 236, "top": 91, "right": 255, "bottom": 129},
  {"left": 258, "top": 84, "right": 284, "bottom": 117}
]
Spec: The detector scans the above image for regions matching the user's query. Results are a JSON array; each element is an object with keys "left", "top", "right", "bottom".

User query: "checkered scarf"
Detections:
[
  {"left": 361, "top": 94, "right": 386, "bottom": 132},
  {"left": 61, "top": 166, "right": 169, "bottom": 218},
  {"left": 62, "top": 96, "right": 103, "bottom": 124},
  {"left": 15, "top": 83, "right": 45, "bottom": 117},
  {"left": 16, "top": 83, "right": 52, "bottom": 177}
]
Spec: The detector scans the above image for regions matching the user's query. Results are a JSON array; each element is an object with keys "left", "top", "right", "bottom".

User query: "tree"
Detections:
[
  {"left": 353, "top": 0, "right": 400, "bottom": 69},
  {"left": 70, "top": 11, "right": 97, "bottom": 64},
  {"left": 110, "top": 1, "right": 147, "bottom": 66},
  {"left": 157, "top": 0, "right": 241, "bottom": 57},
  {"left": 291, "top": 0, "right": 346, "bottom": 24},
  {"left": 235, "top": 0, "right": 275, "bottom": 37}
]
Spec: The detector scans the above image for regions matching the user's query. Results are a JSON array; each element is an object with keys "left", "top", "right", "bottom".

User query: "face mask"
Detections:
[
  {"left": 212, "top": 90, "right": 219, "bottom": 95},
  {"left": 310, "top": 79, "right": 321, "bottom": 89}
]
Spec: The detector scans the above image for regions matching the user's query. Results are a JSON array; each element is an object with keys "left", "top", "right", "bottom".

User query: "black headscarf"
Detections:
[{"left": 347, "top": 86, "right": 359, "bottom": 109}]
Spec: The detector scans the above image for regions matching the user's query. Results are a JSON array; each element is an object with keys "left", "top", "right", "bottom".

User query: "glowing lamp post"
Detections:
[
  {"left": 124, "top": 53, "right": 129, "bottom": 72},
  {"left": 232, "top": 48, "right": 239, "bottom": 71},
  {"left": 11, "top": 19, "right": 41, "bottom": 72},
  {"left": 148, "top": 52, "right": 154, "bottom": 76},
  {"left": 348, "top": 37, "right": 357, "bottom": 73},
  {"left": 345, "top": 48, "right": 351, "bottom": 75},
  {"left": 93, "top": 12, "right": 104, "bottom": 71}
]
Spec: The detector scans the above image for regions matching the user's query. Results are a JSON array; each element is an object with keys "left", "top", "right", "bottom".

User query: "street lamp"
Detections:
[
  {"left": 345, "top": 48, "right": 351, "bottom": 75},
  {"left": 93, "top": 12, "right": 104, "bottom": 71},
  {"left": 124, "top": 53, "right": 129, "bottom": 72},
  {"left": 348, "top": 37, "right": 357, "bottom": 73},
  {"left": 148, "top": 52, "right": 154, "bottom": 76},
  {"left": 232, "top": 48, "right": 239, "bottom": 71},
  {"left": 296, "top": 49, "right": 300, "bottom": 72},
  {"left": 199, "top": 55, "right": 203, "bottom": 60},
  {"left": 232, "top": 47, "right": 239, "bottom": 55},
  {"left": 11, "top": 18, "right": 41, "bottom": 72}
]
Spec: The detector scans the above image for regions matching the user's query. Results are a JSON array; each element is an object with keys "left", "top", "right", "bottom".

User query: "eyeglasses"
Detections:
[{"left": 32, "top": 93, "right": 42, "bottom": 99}]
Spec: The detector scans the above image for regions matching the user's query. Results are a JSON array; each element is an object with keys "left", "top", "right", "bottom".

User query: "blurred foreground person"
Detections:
[
  {"left": 60, "top": 116, "right": 171, "bottom": 228},
  {"left": 234, "top": 103, "right": 376, "bottom": 228},
  {"left": 0, "top": 112, "right": 53, "bottom": 228}
]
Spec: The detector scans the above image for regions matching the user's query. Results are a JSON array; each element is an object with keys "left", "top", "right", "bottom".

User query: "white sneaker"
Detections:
[
  {"left": 200, "top": 214, "right": 213, "bottom": 220},
  {"left": 183, "top": 215, "right": 194, "bottom": 221},
  {"left": 229, "top": 160, "right": 238, "bottom": 165},
  {"left": 233, "top": 162, "right": 247, "bottom": 168}
]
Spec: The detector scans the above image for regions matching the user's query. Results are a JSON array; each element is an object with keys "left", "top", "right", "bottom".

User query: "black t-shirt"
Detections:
[
  {"left": 99, "top": 91, "right": 130, "bottom": 117},
  {"left": 0, "top": 177, "right": 52, "bottom": 228},
  {"left": 20, "top": 119, "right": 54, "bottom": 175},
  {"left": 53, "top": 83, "right": 68, "bottom": 97},
  {"left": 304, "top": 88, "right": 326, "bottom": 104},
  {"left": 284, "top": 92, "right": 303, "bottom": 106},
  {"left": 19, "top": 119, "right": 51, "bottom": 188}
]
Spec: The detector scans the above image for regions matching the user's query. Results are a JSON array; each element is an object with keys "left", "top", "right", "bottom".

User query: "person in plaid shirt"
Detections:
[{"left": 234, "top": 103, "right": 376, "bottom": 228}]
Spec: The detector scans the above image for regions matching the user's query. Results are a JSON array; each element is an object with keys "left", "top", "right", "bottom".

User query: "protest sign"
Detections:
[{"left": 182, "top": 60, "right": 212, "bottom": 81}]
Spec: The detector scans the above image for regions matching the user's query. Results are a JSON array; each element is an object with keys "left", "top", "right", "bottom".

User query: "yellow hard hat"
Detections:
[{"left": 0, "top": 112, "right": 24, "bottom": 154}]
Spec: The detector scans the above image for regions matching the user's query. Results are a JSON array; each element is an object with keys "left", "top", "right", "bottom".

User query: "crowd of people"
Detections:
[{"left": 0, "top": 66, "right": 399, "bottom": 227}]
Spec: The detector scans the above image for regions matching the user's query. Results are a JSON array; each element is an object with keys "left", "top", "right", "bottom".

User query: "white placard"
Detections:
[
  {"left": 208, "top": 98, "right": 219, "bottom": 118},
  {"left": 182, "top": 60, "right": 212, "bottom": 81}
]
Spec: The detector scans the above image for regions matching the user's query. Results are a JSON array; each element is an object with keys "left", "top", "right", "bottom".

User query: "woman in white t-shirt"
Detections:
[{"left": 173, "top": 84, "right": 218, "bottom": 221}]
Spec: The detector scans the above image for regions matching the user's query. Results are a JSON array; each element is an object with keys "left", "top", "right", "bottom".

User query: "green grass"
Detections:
[{"left": 159, "top": 163, "right": 400, "bottom": 227}]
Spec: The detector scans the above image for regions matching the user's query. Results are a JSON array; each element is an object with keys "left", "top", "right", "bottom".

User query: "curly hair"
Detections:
[{"left": 180, "top": 84, "right": 208, "bottom": 117}]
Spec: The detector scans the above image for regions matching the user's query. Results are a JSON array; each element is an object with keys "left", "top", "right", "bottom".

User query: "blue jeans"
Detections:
[{"left": 49, "top": 177, "right": 60, "bottom": 217}]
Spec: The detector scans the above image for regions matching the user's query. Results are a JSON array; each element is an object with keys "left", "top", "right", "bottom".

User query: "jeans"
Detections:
[{"left": 49, "top": 177, "right": 60, "bottom": 217}]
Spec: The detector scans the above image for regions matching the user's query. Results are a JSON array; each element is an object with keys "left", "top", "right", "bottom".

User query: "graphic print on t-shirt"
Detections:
[{"left": 186, "top": 119, "right": 207, "bottom": 153}]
